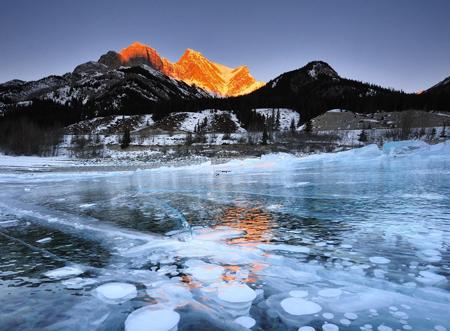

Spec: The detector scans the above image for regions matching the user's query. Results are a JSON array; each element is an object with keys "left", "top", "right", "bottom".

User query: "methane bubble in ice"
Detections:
[
  {"left": 185, "top": 259, "right": 224, "bottom": 283},
  {"left": 298, "top": 327, "right": 315, "bottom": 331},
  {"left": 62, "top": 277, "right": 97, "bottom": 289},
  {"left": 289, "top": 290, "right": 308, "bottom": 298},
  {"left": 93, "top": 282, "right": 137, "bottom": 304},
  {"left": 280, "top": 297, "right": 322, "bottom": 315},
  {"left": 322, "top": 323, "right": 339, "bottom": 331},
  {"left": 318, "top": 288, "right": 342, "bottom": 298},
  {"left": 323, "top": 312, "right": 334, "bottom": 319},
  {"left": 234, "top": 316, "right": 256, "bottom": 328},
  {"left": 44, "top": 266, "right": 83, "bottom": 279},
  {"left": 125, "top": 307, "right": 180, "bottom": 331},
  {"left": 217, "top": 283, "right": 256, "bottom": 316},
  {"left": 369, "top": 256, "right": 391, "bottom": 264},
  {"left": 344, "top": 312, "right": 358, "bottom": 320},
  {"left": 377, "top": 325, "right": 393, "bottom": 331},
  {"left": 218, "top": 283, "right": 256, "bottom": 303},
  {"left": 36, "top": 237, "right": 52, "bottom": 243}
]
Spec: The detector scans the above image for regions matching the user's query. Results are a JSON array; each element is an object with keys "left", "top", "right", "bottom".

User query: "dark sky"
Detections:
[{"left": 1, "top": 0, "right": 449, "bottom": 92}]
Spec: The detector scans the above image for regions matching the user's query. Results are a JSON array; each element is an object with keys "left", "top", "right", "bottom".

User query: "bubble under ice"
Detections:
[
  {"left": 93, "top": 282, "right": 137, "bottom": 304},
  {"left": 124, "top": 307, "right": 180, "bottom": 331}
]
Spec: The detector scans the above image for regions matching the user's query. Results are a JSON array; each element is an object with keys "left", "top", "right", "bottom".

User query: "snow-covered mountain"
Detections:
[{"left": 99, "top": 42, "right": 265, "bottom": 96}]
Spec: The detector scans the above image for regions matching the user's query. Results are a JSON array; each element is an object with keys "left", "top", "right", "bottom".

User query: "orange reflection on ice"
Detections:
[
  {"left": 181, "top": 275, "right": 201, "bottom": 289},
  {"left": 219, "top": 206, "right": 273, "bottom": 244}
]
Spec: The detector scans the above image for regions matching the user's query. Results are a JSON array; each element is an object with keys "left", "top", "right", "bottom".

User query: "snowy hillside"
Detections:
[{"left": 254, "top": 108, "right": 300, "bottom": 130}]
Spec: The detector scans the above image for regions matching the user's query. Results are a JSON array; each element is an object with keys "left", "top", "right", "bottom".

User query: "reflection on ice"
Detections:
[{"left": 0, "top": 141, "right": 449, "bottom": 330}]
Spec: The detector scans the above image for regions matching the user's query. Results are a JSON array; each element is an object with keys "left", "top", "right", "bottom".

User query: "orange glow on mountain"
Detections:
[{"left": 118, "top": 42, "right": 264, "bottom": 96}]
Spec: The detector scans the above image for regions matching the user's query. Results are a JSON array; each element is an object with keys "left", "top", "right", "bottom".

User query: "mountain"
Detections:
[
  {"left": 0, "top": 60, "right": 209, "bottom": 120},
  {"left": 98, "top": 42, "right": 264, "bottom": 96},
  {"left": 219, "top": 60, "right": 415, "bottom": 120},
  {"left": 426, "top": 76, "right": 450, "bottom": 94}
]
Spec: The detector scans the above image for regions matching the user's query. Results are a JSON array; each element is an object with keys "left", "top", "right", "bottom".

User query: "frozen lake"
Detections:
[{"left": 1, "top": 141, "right": 449, "bottom": 331}]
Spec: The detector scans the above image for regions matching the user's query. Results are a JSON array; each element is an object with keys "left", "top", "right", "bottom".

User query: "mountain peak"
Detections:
[
  {"left": 304, "top": 61, "right": 339, "bottom": 79},
  {"left": 98, "top": 42, "right": 264, "bottom": 96}
]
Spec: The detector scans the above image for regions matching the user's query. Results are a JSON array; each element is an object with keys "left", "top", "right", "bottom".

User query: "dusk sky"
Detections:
[{"left": 1, "top": 0, "right": 449, "bottom": 92}]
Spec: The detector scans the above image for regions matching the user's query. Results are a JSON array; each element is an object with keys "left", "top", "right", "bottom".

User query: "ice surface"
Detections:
[
  {"left": 1, "top": 140, "right": 450, "bottom": 330},
  {"left": 93, "top": 282, "right": 137, "bottom": 304},
  {"left": 280, "top": 298, "right": 322, "bottom": 315},
  {"left": 44, "top": 266, "right": 84, "bottom": 279},
  {"left": 124, "top": 307, "right": 180, "bottom": 331}
]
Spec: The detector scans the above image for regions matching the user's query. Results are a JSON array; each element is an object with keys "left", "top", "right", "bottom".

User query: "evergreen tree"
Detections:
[
  {"left": 185, "top": 132, "right": 193, "bottom": 145},
  {"left": 120, "top": 128, "right": 131, "bottom": 149},
  {"left": 440, "top": 123, "right": 447, "bottom": 138},
  {"left": 304, "top": 120, "right": 313, "bottom": 134},
  {"left": 290, "top": 118, "right": 296, "bottom": 134},
  {"left": 261, "top": 126, "right": 268, "bottom": 145},
  {"left": 359, "top": 129, "right": 368, "bottom": 143},
  {"left": 275, "top": 110, "right": 281, "bottom": 131}
]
